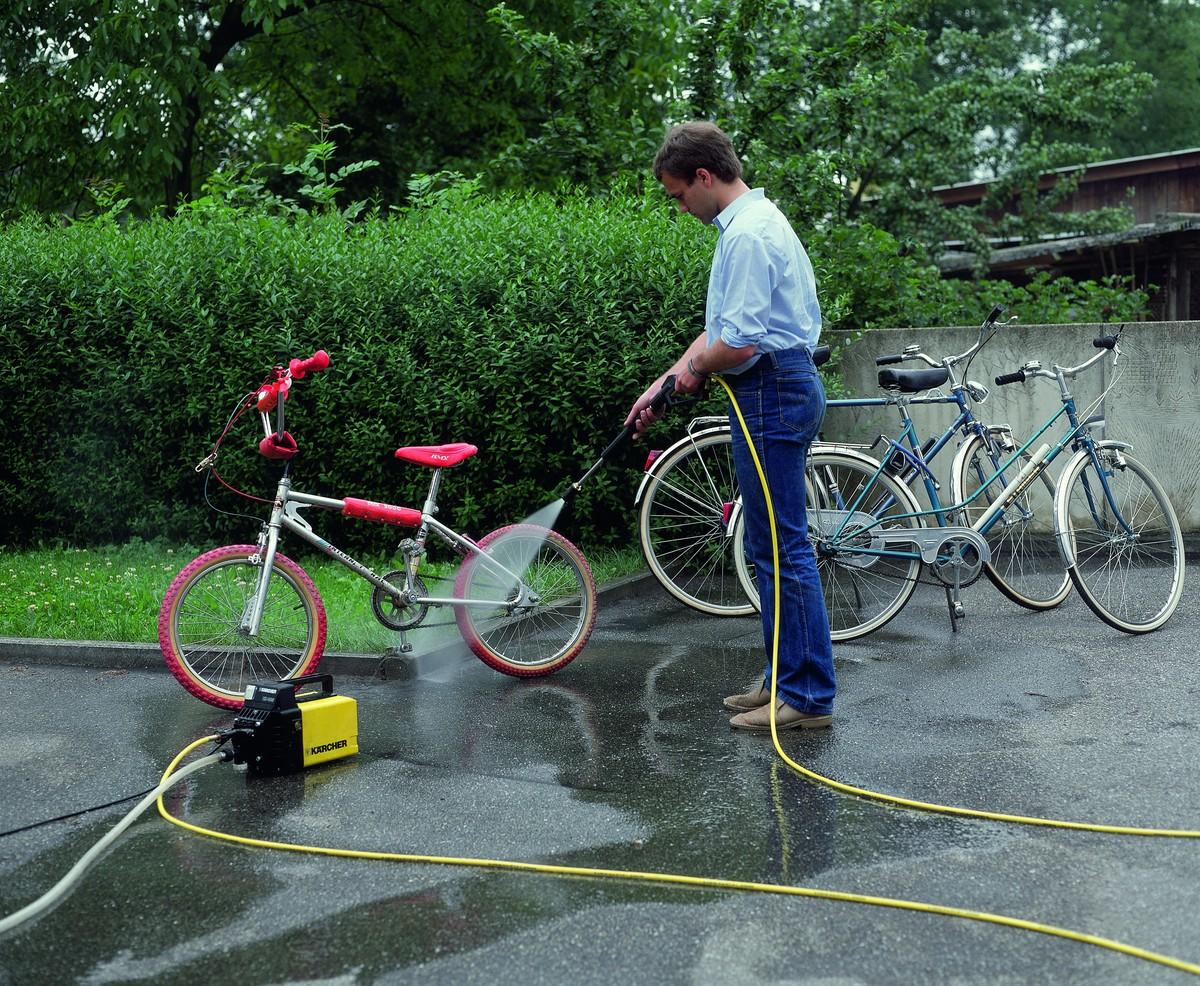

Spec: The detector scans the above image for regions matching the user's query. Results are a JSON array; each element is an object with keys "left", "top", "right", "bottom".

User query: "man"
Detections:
[{"left": 625, "top": 121, "right": 834, "bottom": 731}]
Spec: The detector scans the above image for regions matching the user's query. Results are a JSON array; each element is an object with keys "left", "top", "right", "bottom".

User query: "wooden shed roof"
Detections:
[{"left": 933, "top": 147, "right": 1200, "bottom": 207}]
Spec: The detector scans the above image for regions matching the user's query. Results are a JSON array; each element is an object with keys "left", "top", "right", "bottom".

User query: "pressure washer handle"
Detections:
[
  {"left": 288, "top": 673, "right": 335, "bottom": 698},
  {"left": 564, "top": 376, "right": 682, "bottom": 500},
  {"left": 601, "top": 374, "right": 677, "bottom": 460}
]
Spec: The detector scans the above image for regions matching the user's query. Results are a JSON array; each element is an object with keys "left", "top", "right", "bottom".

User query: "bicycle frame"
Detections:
[
  {"left": 162, "top": 347, "right": 601, "bottom": 709},
  {"left": 241, "top": 463, "right": 530, "bottom": 638},
  {"left": 823, "top": 339, "right": 1121, "bottom": 558},
  {"left": 823, "top": 389, "right": 979, "bottom": 510}
]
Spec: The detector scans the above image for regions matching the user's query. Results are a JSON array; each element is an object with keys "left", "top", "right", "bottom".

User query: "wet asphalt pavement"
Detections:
[{"left": 1, "top": 576, "right": 1198, "bottom": 985}]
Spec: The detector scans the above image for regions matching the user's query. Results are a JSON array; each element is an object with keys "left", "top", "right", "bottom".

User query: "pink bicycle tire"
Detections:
[
  {"left": 453, "top": 525, "right": 597, "bottom": 677},
  {"left": 158, "top": 544, "right": 327, "bottom": 710}
]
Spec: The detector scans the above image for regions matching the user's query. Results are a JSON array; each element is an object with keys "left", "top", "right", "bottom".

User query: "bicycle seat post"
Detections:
[{"left": 421, "top": 468, "right": 444, "bottom": 522}]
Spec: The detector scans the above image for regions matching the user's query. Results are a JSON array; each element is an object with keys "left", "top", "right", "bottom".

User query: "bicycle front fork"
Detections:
[{"left": 240, "top": 479, "right": 292, "bottom": 638}]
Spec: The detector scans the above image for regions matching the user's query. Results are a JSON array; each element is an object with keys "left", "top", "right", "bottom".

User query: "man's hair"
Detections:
[{"left": 653, "top": 122, "right": 742, "bottom": 183}]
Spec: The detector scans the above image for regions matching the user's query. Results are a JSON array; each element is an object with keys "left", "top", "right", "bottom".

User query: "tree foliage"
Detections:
[
  {"left": 0, "top": 0, "right": 560, "bottom": 216},
  {"left": 1050, "top": 0, "right": 1200, "bottom": 160},
  {"left": 489, "top": 0, "right": 1155, "bottom": 260},
  {"left": 0, "top": 0, "right": 1185, "bottom": 305}
]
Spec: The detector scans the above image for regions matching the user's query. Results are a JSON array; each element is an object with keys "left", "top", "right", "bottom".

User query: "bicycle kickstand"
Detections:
[
  {"left": 380, "top": 630, "right": 414, "bottom": 678},
  {"left": 944, "top": 578, "right": 965, "bottom": 633}
]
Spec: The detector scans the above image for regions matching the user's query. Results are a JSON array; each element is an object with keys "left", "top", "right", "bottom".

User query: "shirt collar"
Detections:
[{"left": 712, "top": 187, "right": 765, "bottom": 232}]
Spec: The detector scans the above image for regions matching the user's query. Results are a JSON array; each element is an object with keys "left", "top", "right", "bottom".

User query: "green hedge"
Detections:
[
  {"left": 0, "top": 193, "right": 716, "bottom": 552},
  {"left": 0, "top": 190, "right": 1149, "bottom": 552}
]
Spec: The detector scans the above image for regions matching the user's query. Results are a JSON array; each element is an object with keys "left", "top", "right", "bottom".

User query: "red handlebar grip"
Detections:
[{"left": 290, "top": 350, "right": 331, "bottom": 379}]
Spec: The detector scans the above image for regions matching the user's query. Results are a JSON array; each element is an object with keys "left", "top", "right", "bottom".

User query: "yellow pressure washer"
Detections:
[{"left": 230, "top": 673, "right": 358, "bottom": 775}]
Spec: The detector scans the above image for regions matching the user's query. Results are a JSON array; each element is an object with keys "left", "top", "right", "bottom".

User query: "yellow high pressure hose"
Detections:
[
  {"left": 156, "top": 737, "right": 1200, "bottom": 977},
  {"left": 715, "top": 375, "right": 1200, "bottom": 840},
  {"left": 151, "top": 376, "right": 1200, "bottom": 978}
]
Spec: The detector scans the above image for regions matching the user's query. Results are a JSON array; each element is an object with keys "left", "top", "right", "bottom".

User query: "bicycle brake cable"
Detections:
[{"left": 202, "top": 390, "right": 274, "bottom": 519}]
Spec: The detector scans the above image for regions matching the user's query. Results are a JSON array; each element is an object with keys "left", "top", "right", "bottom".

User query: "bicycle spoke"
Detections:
[{"left": 1061, "top": 454, "right": 1184, "bottom": 633}]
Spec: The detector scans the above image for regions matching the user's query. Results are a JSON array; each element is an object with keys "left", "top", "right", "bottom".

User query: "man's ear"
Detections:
[{"left": 694, "top": 168, "right": 713, "bottom": 187}]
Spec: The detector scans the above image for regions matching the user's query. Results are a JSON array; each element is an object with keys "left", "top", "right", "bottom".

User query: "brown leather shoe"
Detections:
[
  {"left": 729, "top": 700, "right": 832, "bottom": 732},
  {"left": 723, "top": 681, "right": 771, "bottom": 711}
]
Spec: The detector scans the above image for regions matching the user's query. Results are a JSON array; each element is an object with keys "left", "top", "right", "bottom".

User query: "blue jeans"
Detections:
[{"left": 727, "top": 349, "right": 835, "bottom": 715}]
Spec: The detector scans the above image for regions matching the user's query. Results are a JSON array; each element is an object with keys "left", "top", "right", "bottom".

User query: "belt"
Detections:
[{"left": 728, "top": 347, "right": 814, "bottom": 384}]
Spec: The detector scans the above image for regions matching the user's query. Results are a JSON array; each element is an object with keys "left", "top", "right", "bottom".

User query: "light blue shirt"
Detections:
[{"left": 706, "top": 188, "right": 822, "bottom": 374}]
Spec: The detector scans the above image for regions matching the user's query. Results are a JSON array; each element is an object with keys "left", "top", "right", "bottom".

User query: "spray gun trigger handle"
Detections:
[{"left": 650, "top": 375, "right": 676, "bottom": 411}]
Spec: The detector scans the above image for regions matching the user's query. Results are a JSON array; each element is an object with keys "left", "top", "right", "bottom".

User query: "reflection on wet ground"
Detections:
[{"left": 1, "top": 579, "right": 1198, "bottom": 983}]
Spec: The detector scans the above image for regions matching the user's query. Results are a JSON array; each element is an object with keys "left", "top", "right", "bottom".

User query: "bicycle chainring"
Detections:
[
  {"left": 930, "top": 537, "right": 984, "bottom": 589},
  {"left": 371, "top": 571, "right": 429, "bottom": 630}
]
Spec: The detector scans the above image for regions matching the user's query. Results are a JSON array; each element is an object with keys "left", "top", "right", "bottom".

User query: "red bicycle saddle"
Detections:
[{"left": 394, "top": 443, "right": 478, "bottom": 468}]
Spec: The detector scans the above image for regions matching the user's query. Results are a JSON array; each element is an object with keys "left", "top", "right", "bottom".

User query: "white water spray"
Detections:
[{"left": 415, "top": 497, "right": 568, "bottom": 681}]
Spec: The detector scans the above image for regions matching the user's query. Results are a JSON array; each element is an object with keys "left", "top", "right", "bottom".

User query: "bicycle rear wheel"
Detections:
[
  {"left": 735, "top": 449, "right": 924, "bottom": 641},
  {"left": 158, "top": 544, "right": 326, "bottom": 710},
  {"left": 454, "top": 525, "right": 598, "bottom": 676},
  {"left": 1056, "top": 450, "right": 1185, "bottom": 633},
  {"left": 637, "top": 428, "right": 754, "bottom": 616},
  {"left": 951, "top": 433, "right": 1071, "bottom": 609},
  {"left": 728, "top": 471, "right": 818, "bottom": 615}
]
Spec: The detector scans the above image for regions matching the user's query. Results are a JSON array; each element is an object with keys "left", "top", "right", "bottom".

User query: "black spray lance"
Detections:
[{"left": 562, "top": 375, "right": 683, "bottom": 504}]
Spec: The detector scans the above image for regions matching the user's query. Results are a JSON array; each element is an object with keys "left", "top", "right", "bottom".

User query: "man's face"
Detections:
[{"left": 660, "top": 169, "right": 720, "bottom": 225}]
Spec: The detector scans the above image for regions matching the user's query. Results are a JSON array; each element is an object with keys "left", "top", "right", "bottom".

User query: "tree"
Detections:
[
  {"left": 0, "top": 0, "right": 569, "bottom": 215},
  {"left": 1052, "top": 0, "right": 1200, "bottom": 159},
  {"left": 676, "top": 0, "right": 1151, "bottom": 258},
  {"left": 0, "top": 1, "right": 314, "bottom": 214}
]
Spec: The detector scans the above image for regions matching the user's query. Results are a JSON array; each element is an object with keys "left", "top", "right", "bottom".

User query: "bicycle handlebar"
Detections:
[
  {"left": 994, "top": 369, "right": 1026, "bottom": 386},
  {"left": 290, "top": 350, "right": 331, "bottom": 379},
  {"left": 874, "top": 304, "right": 1008, "bottom": 373},
  {"left": 996, "top": 325, "right": 1124, "bottom": 387},
  {"left": 255, "top": 350, "right": 331, "bottom": 412}
]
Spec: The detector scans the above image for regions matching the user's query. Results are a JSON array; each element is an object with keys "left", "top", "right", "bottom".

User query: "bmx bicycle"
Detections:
[{"left": 158, "top": 350, "right": 597, "bottom": 709}]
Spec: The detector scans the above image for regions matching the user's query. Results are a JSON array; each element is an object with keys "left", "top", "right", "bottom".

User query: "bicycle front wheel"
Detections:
[
  {"left": 637, "top": 429, "right": 755, "bottom": 617},
  {"left": 951, "top": 433, "right": 1071, "bottom": 609},
  {"left": 158, "top": 544, "right": 326, "bottom": 710},
  {"left": 1056, "top": 450, "right": 1185, "bottom": 633},
  {"left": 454, "top": 525, "right": 598, "bottom": 676}
]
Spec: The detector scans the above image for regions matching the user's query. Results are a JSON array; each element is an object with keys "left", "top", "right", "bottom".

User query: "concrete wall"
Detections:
[{"left": 824, "top": 320, "right": 1200, "bottom": 530}]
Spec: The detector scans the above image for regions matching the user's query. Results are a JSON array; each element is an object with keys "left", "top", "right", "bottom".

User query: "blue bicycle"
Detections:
[
  {"left": 734, "top": 305, "right": 1073, "bottom": 630},
  {"left": 749, "top": 324, "right": 1185, "bottom": 638}
]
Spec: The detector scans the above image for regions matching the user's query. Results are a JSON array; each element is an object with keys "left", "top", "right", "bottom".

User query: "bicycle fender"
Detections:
[
  {"left": 632, "top": 425, "right": 732, "bottom": 506},
  {"left": 725, "top": 498, "right": 744, "bottom": 539},
  {"left": 949, "top": 432, "right": 986, "bottom": 500},
  {"left": 1052, "top": 443, "right": 1134, "bottom": 569}
]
